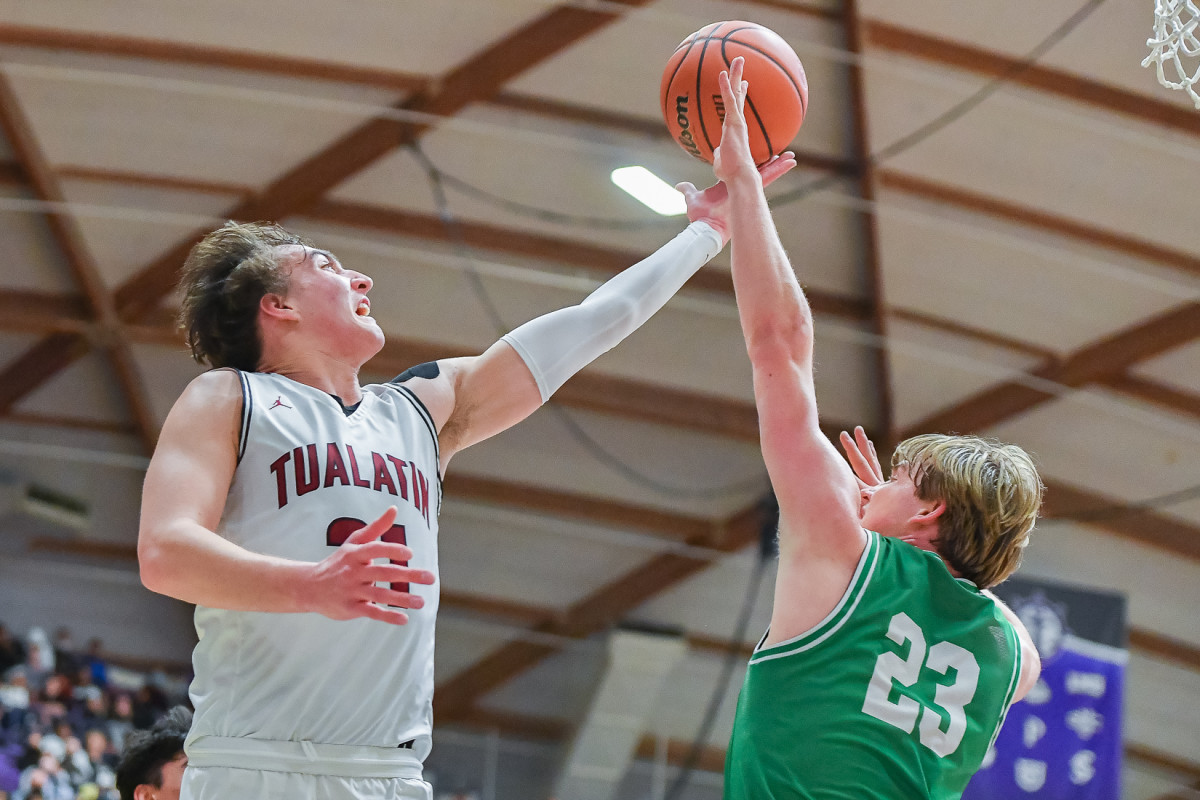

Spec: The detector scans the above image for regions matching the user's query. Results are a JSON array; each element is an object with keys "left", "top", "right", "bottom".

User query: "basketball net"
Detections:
[{"left": 1143, "top": 0, "right": 1200, "bottom": 107}]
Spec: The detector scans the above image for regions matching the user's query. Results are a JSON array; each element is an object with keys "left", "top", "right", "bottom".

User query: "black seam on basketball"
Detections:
[
  {"left": 720, "top": 34, "right": 778, "bottom": 157},
  {"left": 664, "top": 35, "right": 702, "bottom": 116},
  {"left": 694, "top": 32, "right": 718, "bottom": 156},
  {"left": 716, "top": 36, "right": 806, "bottom": 115},
  {"left": 745, "top": 96, "right": 774, "bottom": 159}
]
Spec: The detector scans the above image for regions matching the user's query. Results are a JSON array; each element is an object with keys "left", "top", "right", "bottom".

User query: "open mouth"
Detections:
[{"left": 355, "top": 299, "right": 371, "bottom": 317}]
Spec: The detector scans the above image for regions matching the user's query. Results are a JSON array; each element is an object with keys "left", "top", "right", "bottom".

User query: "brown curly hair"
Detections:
[{"left": 177, "top": 221, "right": 311, "bottom": 371}]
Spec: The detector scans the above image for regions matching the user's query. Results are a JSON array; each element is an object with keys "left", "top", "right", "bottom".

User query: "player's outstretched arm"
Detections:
[
  {"left": 422, "top": 159, "right": 796, "bottom": 470},
  {"left": 138, "top": 371, "right": 433, "bottom": 625},
  {"left": 715, "top": 59, "right": 863, "bottom": 564}
]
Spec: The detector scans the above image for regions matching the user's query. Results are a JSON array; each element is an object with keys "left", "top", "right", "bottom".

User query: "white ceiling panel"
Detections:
[
  {"left": 1133, "top": 339, "right": 1200, "bottom": 395},
  {"left": 439, "top": 501, "right": 676, "bottom": 610},
  {"left": 863, "top": 56, "right": 1200, "bottom": 252},
  {"left": 434, "top": 613, "right": 527, "bottom": 684},
  {"left": 60, "top": 178, "right": 240, "bottom": 289},
  {"left": 445, "top": 409, "right": 767, "bottom": 519},
  {"left": 12, "top": 349, "right": 131, "bottom": 426},
  {"left": 128, "top": 343, "right": 207, "bottom": 428},
  {"left": 990, "top": 390, "right": 1200, "bottom": 524},
  {"left": 633, "top": 547, "right": 776, "bottom": 644},
  {"left": 875, "top": 187, "right": 1191, "bottom": 354},
  {"left": 886, "top": 317, "right": 1043, "bottom": 430},
  {"left": 478, "top": 636, "right": 610, "bottom": 721},
  {"left": 1125, "top": 653, "right": 1200, "bottom": 765},
  {"left": 0, "top": 185, "right": 76, "bottom": 293},
  {"left": 7, "top": 62, "right": 391, "bottom": 187}
]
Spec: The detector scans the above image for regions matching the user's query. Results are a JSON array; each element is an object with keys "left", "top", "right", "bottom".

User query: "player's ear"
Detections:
[
  {"left": 133, "top": 785, "right": 155, "bottom": 800},
  {"left": 914, "top": 499, "right": 946, "bottom": 524},
  {"left": 259, "top": 292, "right": 297, "bottom": 321}
]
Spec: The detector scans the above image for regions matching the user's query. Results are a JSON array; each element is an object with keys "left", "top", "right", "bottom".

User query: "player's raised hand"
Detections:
[
  {"left": 712, "top": 56, "right": 754, "bottom": 181},
  {"left": 302, "top": 506, "right": 436, "bottom": 625},
  {"left": 839, "top": 425, "right": 886, "bottom": 489},
  {"left": 675, "top": 58, "right": 796, "bottom": 243}
]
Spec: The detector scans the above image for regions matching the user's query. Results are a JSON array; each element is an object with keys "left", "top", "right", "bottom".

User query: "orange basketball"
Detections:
[{"left": 660, "top": 21, "right": 808, "bottom": 166}]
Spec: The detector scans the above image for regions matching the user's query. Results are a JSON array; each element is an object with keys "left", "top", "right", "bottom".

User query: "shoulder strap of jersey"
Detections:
[{"left": 230, "top": 369, "right": 252, "bottom": 465}]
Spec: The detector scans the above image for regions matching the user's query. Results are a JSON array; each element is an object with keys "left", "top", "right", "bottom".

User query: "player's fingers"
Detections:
[
  {"left": 358, "top": 602, "right": 410, "bottom": 626},
  {"left": 854, "top": 426, "right": 884, "bottom": 480},
  {"left": 362, "top": 584, "right": 424, "bottom": 610},
  {"left": 360, "top": 564, "right": 424, "bottom": 585},
  {"left": 362, "top": 564, "right": 435, "bottom": 587},
  {"left": 759, "top": 154, "right": 796, "bottom": 187},
  {"left": 354, "top": 540, "right": 415, "bottom": 563},
  {"left": 345, "top": 506, "right": 398, "bottom": 544},
  {"left": 674, "top": 181, "right": 698, "bottom": 200}
]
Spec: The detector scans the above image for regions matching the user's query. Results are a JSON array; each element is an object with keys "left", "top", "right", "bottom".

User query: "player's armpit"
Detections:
[{"left": 434, "top": 344, "right": 542, "bottom": 468}]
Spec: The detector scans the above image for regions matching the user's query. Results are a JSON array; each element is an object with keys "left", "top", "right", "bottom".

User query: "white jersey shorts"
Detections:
[{"left": 182, "top": 737, "right": 432, "bottom": 800}]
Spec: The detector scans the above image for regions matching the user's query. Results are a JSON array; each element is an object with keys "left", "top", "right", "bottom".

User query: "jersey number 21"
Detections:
[{"left": 861, "top": 612, "right": 980, "bottom": 758}]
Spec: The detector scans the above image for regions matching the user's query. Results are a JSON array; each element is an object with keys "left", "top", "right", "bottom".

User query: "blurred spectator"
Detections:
[
  {"left": 115, "top": 707, "right": 190, "bottom": 800},
  {"left": 0, "top": 626, "right": 25, "bottom": 676},
  {"left": 20, "top": 646, "right": 49, "bottom": 698},
  {"left": 82, "top": 642, "right": 107, "bottom": 690},
  {"left": 14, "top": 752, "right": 73, "bottom": 800},
  {"left": 128, "top": 688, "right": 165, "bottom": 734},
  {"left": 49, "top": 632, "right": 77, "bottom": 683},
  {"left": 104, "top": 698, "right": 133, "bottom": 755},
  {"left": 0, "top": 624, "right": 188, "bottom": 800}
]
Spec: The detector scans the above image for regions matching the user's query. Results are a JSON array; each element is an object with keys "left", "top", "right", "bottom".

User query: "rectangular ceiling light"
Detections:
[{"left": 611, "top": 166, "right": 686, "bottom": 216}]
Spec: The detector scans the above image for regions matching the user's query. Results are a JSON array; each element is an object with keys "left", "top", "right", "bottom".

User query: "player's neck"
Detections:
[{"left": 258, "top": 352, "right": 364, "bottom": 406}]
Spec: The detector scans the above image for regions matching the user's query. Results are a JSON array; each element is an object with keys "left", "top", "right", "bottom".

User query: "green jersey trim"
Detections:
[
  {"left": 981, "top": 602, "right": 1024, "bottom": 755},
  {"left": 749, "top": 530, "right": 882, "bottom": 665}
]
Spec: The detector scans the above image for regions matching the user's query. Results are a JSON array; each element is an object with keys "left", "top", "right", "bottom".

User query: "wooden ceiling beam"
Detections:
[
  {"left": 903, "top": 302, "right": 1200, "bottom": 438},
  {"left": 880, "top": 170, "right": 1200, "bottom": 278},
  {"left": 1127, "top": 744, "right": 1200, "bottom": 783},
  {"left": 443, "top": 474, "right": 716, "bottom": 541},
  {"left": 1100, "top": 373, "right": 1200, "bottom": 422},
  {"left": 0, "top": 289, "right": 91, "bottom": 335},
  {"left": 1042, "top": 478, "right": 1200, "bottom": 563},
  {"left": 0, "top": 23, "right": 428, "bottom": 93},
  {"left": 865, "top": 21, "right": 1200, "bottom": 138},
  {"left": 0, "top": 74, "right": 158, "bottom": 452},
  {"left": 843, "top": 0, "right": 894, "bottom": 449}
]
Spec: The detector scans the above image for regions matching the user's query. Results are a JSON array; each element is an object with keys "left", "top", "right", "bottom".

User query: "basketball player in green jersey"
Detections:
[{"left": 678, "top": 58, "right": 1044, "bottom": 799}]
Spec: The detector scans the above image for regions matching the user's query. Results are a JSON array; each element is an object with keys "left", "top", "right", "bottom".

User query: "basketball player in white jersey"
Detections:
[{"left": 137, "top": 154, "right": 796, "bottom": 800}]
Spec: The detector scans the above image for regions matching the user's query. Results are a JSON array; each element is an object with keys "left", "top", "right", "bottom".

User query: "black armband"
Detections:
[{"left": 391, "top": 361, "right": 441, "bottom": 383}]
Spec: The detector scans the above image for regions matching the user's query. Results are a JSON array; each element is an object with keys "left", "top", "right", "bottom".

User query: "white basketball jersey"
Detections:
[{"left": 187, "top": 371, "right": 442, "bottom": 759}]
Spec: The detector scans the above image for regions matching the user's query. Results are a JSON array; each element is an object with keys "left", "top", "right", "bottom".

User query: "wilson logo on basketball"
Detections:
[{"left": 674, "top": 95, "right": 702, "bottom": 159}]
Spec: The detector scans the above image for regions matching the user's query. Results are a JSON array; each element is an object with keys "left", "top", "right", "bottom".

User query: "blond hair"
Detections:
[
  {"left": 892, "top": 434, "right": 1043, "bottom": 589},
  {"left": 177, "top": 221, "right": 311, "bottom": 371}
]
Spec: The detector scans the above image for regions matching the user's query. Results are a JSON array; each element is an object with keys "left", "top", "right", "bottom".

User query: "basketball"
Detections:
[{"left": 660, "top": 21, "right": 808, "bottom": 165}]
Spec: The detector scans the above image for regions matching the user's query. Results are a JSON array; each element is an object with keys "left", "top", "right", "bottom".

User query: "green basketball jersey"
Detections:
[{"left": 724, "top": 531, "right": 1022, "bottom": 800}]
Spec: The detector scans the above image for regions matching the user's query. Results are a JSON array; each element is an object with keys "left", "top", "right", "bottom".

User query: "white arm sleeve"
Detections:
[{"left": 501, "top": 221, "right": 723, "bottom": 402}]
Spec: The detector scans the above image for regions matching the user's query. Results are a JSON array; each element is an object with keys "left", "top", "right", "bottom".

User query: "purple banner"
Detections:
[{"left": 964, "top": 577, "right": 1126, "bottom": 799}]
